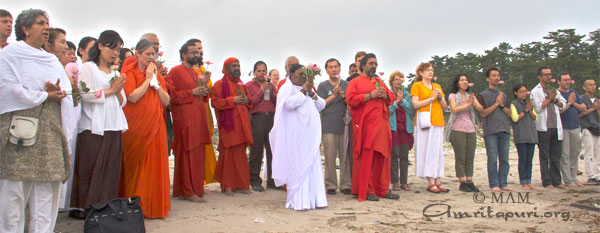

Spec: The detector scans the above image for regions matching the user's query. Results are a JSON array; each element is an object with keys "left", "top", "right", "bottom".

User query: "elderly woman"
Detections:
[
  {"left": 388, "top": 71, "right": 415, "bottom": 191},
  {"left": 120, "top": 39, "right": 171, "bottom": 218},
  {"left": 410, "top": 62, "right": 449, "bottom": 194},
  {"left": 0, "top": 9, "right": 72, "bottom": 232}
]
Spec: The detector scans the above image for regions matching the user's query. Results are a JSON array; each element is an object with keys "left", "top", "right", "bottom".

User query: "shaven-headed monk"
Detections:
[
  {"left": 211, "top": 57, "right": 253, "bottom": 195},
  {"left": 346, "top": 53, "right": 400, "bottom": 202}
]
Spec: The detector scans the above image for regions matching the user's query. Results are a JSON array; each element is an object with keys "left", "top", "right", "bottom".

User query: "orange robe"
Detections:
[
  {"left": 167, "top": 65, "right": 212, "bottom": 198},
  {"left": 120, "top": 61, "right": 171, "bottom": 218},
  {"left": 193, "top": 66, "right": 217, "bottom": 184},
  {"left": 211, "top": 75, "right": 253, "bottom": 192},
  {"left": 346, "top": 75, "right": 395, "bottom": 201}
]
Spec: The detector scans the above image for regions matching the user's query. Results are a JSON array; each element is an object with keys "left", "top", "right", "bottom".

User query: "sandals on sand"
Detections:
[
  {"left": 427, "top": 184, "right": 440, "bottom": 194},
  {"left": 366, "top": 193, "right": 379, "bottom": 201},
  {"left": 436, "top": 184, "right": 449, "bottom": 193}
]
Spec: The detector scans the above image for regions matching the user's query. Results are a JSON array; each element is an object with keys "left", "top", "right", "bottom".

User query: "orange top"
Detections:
[
  {"left": 410, "top": 81, "right": 445, "bottom": 127},
  {"left": 210, "top": 77, "right": 253, "bottom": 149}
]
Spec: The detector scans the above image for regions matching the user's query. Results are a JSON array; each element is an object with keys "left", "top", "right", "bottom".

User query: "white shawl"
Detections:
[{"left": 0, "top": 41, "right": 73, "bottom": 115}]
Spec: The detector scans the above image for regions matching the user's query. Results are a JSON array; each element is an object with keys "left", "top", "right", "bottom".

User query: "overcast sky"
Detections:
[{"left": 4, "top": 0, "right": 599, "bottom": 83}]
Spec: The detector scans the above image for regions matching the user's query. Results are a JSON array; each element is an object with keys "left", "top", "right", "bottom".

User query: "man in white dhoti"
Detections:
[{"left": 270, "top": 64, "right": 328, "bottom": 210}]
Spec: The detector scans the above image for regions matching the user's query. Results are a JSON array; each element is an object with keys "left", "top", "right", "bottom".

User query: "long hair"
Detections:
[
  {"left": 87, "top": 30, "right": 123, "bottom": 66},
  {"left": 450, "top": 74, "right": 470, "bottom": 94}
]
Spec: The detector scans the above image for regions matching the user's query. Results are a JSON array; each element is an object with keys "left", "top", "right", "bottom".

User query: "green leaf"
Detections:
[{"left": 80, "top": 81, "right": 90, "bottom": 93}]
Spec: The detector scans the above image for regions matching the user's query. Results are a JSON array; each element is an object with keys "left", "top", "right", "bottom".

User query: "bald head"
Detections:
[
  {"left": 583, "top": 79, "right": 597, "bottom": 94},
  {"left": 285, "top": 56, "right": 299, "bottom": 75},
  {"left": 141, "top": 33, "right": 159, "bottom": 52}
]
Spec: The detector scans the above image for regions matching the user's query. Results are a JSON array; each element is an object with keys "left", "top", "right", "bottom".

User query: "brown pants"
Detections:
[
  {"left": 248, "top": 112, "right": 274, "bottom": 187},
  {"left": 323, "top": 133, "right": 352, "bottom": 191}
]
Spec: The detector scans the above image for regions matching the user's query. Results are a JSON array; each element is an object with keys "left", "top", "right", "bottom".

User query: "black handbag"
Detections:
[{"left": 84, "top": 196, "right": 146, "bottom": 233}]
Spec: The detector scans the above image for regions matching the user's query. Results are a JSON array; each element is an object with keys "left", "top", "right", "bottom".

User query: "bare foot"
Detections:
[
  {"left": 224, "top": 188, "right": 234, "bottom": 196},
  {"left": 185, "top": 195, "right": 207, "bottom": 203},
  {"left": 576, "top": 182, "right": 584, "bottom": 187},
  {"left": 557, "top": 184, "right": 568, "bottom": 189},
  {"left": 237, "top": 189, "right": 251, "bottom": 194},
  {"left": 527, "top": 184, "right": 536, "bottom": 190},
  {"left": 522, "top": 185, "right": 531, "bottom": 190},
  {"left": 501, "top": 187, "right": 513, "bottom": 192},
  {"left": 567, "top": 184, "right": 578, "bottom": 188},
  {"left": 545, "top": 185, "right": 555, "bottom": 189},
  {"left": 491, "top": 187, "right": 501, "bottom": 192}
]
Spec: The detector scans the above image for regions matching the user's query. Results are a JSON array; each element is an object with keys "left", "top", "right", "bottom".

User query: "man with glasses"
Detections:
[
  {"left": 531, "top": 67, "right": 567, "bottom": 189},
  {"left": 165, "top": 42, "right": 211, "bottom": 202}
]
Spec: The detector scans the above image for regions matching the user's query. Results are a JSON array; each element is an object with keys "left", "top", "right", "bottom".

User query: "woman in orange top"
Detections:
[
  {"left": 410, "top": 62, "right": 449, "bottom": 194},
  {"left": 120, "top": 39, "right": 171, "bottom": 218}
]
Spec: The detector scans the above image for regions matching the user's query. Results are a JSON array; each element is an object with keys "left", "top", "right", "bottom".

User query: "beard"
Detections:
[
  {"left": 232, "top": 70, "right": 241, "bottom": 78},
  {"left": 367, "top": 68, "right": 376, "bottom": 77},
  {"left": 186, "top": 56, "right": 199, "bottom": 65}
]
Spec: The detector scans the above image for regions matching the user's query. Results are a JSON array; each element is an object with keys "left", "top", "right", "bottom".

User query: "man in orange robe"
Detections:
[
  {"left": 166, "top": 42, "right": 212, "bottom": 202},
  {"left": 346, "top": 53, "right": 399, "bottom": 202},
  {"left": 188, "top": 38, "right": 217, "bottom": 185},
  {"left": 211, "top": 57, "right": 253, "bottom": 195},
  {"left": 120, "top": 41, "right": 171, "bottom": 218}
]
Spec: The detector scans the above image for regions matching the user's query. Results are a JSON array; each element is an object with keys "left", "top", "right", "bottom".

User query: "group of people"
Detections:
[{"left": 0, "top": 8, "right": 599, "bottom": 233}]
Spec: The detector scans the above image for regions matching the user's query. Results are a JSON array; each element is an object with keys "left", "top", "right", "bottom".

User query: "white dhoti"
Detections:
[
  {"left": 414, "top": 117, "right": 445, "bottom": 179},
  {"left": 0, "top": 179, "right": 61, "bottom": 233}
]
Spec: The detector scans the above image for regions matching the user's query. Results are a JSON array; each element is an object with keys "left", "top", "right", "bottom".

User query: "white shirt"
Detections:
[
  {"left": 531, "top": 83, "right": 566, "bottom": 140},
  {"left": 77, "top": 62, "right": 128, "bottom": 135}
]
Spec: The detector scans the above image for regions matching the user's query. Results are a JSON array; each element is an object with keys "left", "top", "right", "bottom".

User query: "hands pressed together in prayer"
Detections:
[
  {"left": 431, "top": 88, "right": 442, "bottom": 101},
  {"left": 234, "top": 95, "right": 250, "bottom": 105},
  {"left": 108, "top": 74, "right": 126, "bottom": 95},
  {"left": 302, "top": 82, "right": 318, "bottom": 100},
  {"left": 192, "top": 85, "right": 209, "bottom": 97},
  {"left": 395, "top": 89, "right": 404, "bottom": 104},
  {"left": 45, "top": 79, "right": 67, "bottom": 102},
  {"left": 369, "top": 86, "right": 386, "bottom": 99},
  {"left": 495, "top": 92, "right": 504, "bottom": 106},
  {"left": 525, "top": 100, "right": 534, "bottom": 112},
  {"left": 146, "top": 63, "right": 160, "bottom": 90}
]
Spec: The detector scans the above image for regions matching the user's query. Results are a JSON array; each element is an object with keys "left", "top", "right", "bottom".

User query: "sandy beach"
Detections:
[{"left": 54, "top": 142, "right": 600, "bottom": 232}]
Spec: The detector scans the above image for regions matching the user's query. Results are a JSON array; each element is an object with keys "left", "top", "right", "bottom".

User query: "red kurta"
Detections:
[
  {"left": 120, "top": 60, "right": 171, "bottom": 218},
  {"left": 166, "top": 65, "right": 212, "bottom": 198},
  {"left": 346, "top": 75, "right": 395, "bottom": 201},
  {"left": 211, "top": 73, "right": 253, "bottom": 192}
]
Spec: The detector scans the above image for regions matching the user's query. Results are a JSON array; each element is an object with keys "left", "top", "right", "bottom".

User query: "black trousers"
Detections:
[
  {"left": 537, "top": 128, "right": 562, "bottom": 187},
  {"left": 249, "top": 112, "right": 275, "bottom": 187}
]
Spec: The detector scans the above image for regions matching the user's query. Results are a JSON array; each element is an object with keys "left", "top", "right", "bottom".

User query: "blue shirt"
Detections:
[{"left": 559, "top": 89, "right": 582, "bottom": 130}]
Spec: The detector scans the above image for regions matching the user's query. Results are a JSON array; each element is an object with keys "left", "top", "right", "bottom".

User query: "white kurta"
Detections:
[{"left": 270, "top": 82, "right": 328, "bottom": 210}]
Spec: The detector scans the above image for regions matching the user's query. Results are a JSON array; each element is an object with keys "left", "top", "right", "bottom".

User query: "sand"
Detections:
[{"left": 54, "top": 143, "right": 600, "bottom": 232}]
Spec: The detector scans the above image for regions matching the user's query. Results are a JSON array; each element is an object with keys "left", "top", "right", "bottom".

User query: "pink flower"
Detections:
[
  {"left": 314, "top": 66, "right": 320, "bottom": 72},
  {"left": 157, "top": 51, "right": 164, "bottom": 56},
  {"left": 433, "top": 76, "right": 438, "bottom": 81},
  {"left": 526, "top": 91, "right": 531, "bottom": 95},
  {"left": 205, "top": 60, "right": 212, "bottom": 65},
  {"left": 307, "top": 63, "right": 313, "bottom": 69},
  {"left": 551, "top": 79, "right": 556, "bottom": 83},
  {"left": 95, "top": 89, "right": 103, "bottom": 98},
  {"left": 498, "top": 80, "right": 505, "bottom": 84},
  {"left": 468, "top": 83, "right": 474, "bottom": 87},
  {"left": 378, "top": 72, "right": 384, "bottom": 76},
  {"left": 110, "top": 65, "right": 119, "bottom": 71},
  {"left": 336, "top": 74, "right": 341, "bottom": 79},
  {"left": 264, "top": 75, "right": 269, "bottom": 79},
  {"left": 198, "top": 74, "right": 204, "bottom": 80},
  {"left": 570, "top": 80, "right": 575, "bottom": 84},
  {"left": 237, "top": 81, "right": 244, "bottom": 86},
  {"left": 65, "top": 62, "right": 79, "bottom": 78}
]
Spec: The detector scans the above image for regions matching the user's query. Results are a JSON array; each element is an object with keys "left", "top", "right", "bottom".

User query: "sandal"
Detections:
[
  {"left": 436, "top": 184, "right": 449, "bottom": 193},
  {"left": 383, "top": 191, "right": 400, "bottom": 200},
  {"left": 366, "top": 193, "right": 379, "bottom": 201},
  {"left": 427, "top": 184, "right": 440, "bottom": 194},
  {"left": 401, "top": 184, "right": 411, "bottom": 191},
  {"left": 392, "top": 184, "right": 401, "bottom": 191}
]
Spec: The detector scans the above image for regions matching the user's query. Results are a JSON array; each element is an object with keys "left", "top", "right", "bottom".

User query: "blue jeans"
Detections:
[
  {"left": 484, "top": 132, "right": 510, "bottom": 188},
  {"left": 516, "top": 143, "right": 536, "bottom": 184}
]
